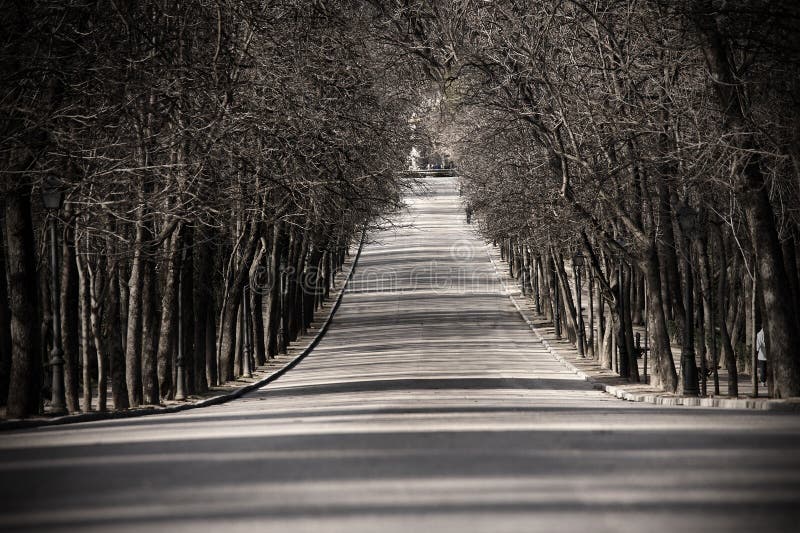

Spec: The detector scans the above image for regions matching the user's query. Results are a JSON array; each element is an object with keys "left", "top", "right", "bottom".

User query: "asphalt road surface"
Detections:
[{"left": 1, "top": 176, "right": 799, "bottom": 532}]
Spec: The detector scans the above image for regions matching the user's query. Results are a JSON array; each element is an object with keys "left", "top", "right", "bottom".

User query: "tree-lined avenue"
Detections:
[{"left": 1, "top": 176, "right": 798, "bottom": 532}]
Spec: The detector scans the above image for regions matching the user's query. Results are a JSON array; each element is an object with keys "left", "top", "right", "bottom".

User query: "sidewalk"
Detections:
[
  {"left": 0, "top": 236, "right": 365, "bottom": 430},
  {"left": 485, "top": 243, "right": 800, "bottom": 411}
]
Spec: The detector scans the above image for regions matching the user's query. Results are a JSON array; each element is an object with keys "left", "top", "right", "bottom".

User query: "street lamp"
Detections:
[
  {"left": 573, "top": 252, "right": 586, "bottom": 357},
  {"left": 278, "top": 256, "right": 287, "bottom": 354},
  {"left": 677, "top": 202, "right": 700, "bottom": 396},
  {"left": 41, "top": 177, "right": 66, "bottom": 415},
  {"left": 242, "top": 284, "right": 252, "bottom": 378},
  {"left": 175, "top": 248, "right": 187, "bottom": 401}
]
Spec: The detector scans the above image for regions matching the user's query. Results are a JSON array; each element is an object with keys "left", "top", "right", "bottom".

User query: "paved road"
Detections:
[{"left": 1, "top": 176, "right": 799, "bottom": 532}]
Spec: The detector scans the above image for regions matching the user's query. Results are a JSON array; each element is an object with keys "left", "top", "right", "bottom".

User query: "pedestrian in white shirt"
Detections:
[{"left": 756, "top": 327, "right": 767, "bottom": 387}]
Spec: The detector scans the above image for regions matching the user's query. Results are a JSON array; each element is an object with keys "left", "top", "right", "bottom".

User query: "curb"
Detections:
[
  {"left": 484, "top": 245, "right": 799, "bottom": 412},
  {"left": 0, "top": 231, "right": 367, "bottom": 432}
]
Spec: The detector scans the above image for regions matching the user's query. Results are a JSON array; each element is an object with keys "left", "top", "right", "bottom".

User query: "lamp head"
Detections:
[{"left": 41, "top": 176, "right": 63, "bottom": 211}]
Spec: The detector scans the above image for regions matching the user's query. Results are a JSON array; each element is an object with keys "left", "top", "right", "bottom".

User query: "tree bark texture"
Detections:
[
  {"left": 0, "top": 218, "right": 13, "bottom": 408},
  {"left": 125, "top": 210, "right": 145, "bottom": 407},
  {"left": 219, "top": 221, "right": 260, "bottom": 382},
  {"left": 140, "top": 255, "right": 159, "bottom": 405},
  {"left": 76, "top": 250, "right": 93, "bottom": 412},
  {"left": 104, "top": 247, "right": 129, "bottom": 410},
  {"left": 714, "top": 226, "right": 738, "bottom": 396},
  {"left": 193, "top": 232, "right": 212, "bottom": 391},
  {"left": 156, "top": 228, "right": 181, "bottom": 401},
  {"left": 642, "top": 244, "right": 678, "bottom": 392},
  {"left": 4, "top": 189, "right": 42, "bottom": 418},
  {"left": 60, "top": 205, "right": 80, "bottom": 413}
]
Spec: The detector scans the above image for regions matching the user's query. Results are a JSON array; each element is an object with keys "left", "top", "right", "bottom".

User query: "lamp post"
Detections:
[
  {"left": 677, "top": 203, "right": 700, "bottom": 396},
  {"left": 242, "top": 283, "right": 252, "bottom": 378},
  {"left": 553, "top": 260, "right": 561, "bottom": 340},
  {"left": 41, "top": 178, "right": 66, "bottom": 415},
  {"left": 278, "top": 256, "right": 287, "bottom": 354},
  {"left": 175, "top": 247, "right": 187, "bottom": 401},
  {"left": 573, "top": 252, "right": 586, "bottom": 357}
]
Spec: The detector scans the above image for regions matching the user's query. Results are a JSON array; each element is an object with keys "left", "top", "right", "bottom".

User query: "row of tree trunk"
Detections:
[
  {"left": 0, "top": 188, "right": 357, "bottom": 418},
  {"left": 497, "top": 224, "right": 771, "bottom": 397}
]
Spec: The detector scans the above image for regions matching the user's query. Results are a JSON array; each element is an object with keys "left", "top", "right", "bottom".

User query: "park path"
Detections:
[{"left": 0, "top": 176, "right": 799, "bottom": 532}]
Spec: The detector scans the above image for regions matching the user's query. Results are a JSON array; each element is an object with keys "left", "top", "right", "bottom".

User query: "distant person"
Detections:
[
  {"left": 756, "top": 327, "right": 767, "bottom": 387},
  {"left": 465, "top": 203, "right": 473, "bottom": 224}
]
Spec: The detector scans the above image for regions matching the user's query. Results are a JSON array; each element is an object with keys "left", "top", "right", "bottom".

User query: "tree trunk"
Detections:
[
  {"left": 119, "top": 262, "right": 129, "bottom": 351},
  {"left": 266, "top": 223, "right": 284, "bottom": 358},
  {"left": 782, "top": 230, "right": 800, "bottom": 323},
  {"left": 553, "top": 251, "right": 579, "bottom": 344},
  {"left": 156, "top": 228, "right": 180, "bottom": 401},
  {"left": 658, "top": 179, "right": 684, "bottom": 335},
  {"left": 60, "top": 204, "right": 80, "bottom": 413},
  {"left": 182, "top": 233, "right": 195, "bottom": 395},
  {"left": 714, "top": 226, "right": 738, "bottom": 396},
  {"left": 40, "top": 256, "right": 51, "bottom": 409},
  {"left": 86, "top": 253, "right": 108, "bottom": 412},
  {"left": 587, "top": 272, "right": 595, "bottom": 357},
  {"left": 696, "top": 274, "right": 707, "bottom": 396},
  {"left": 192, "top": 279, "right": 207, "bottom": 393},
  {"left": 125, "top": 210, "right": 145, "bottom": 407},
  {"left": 731, "top": 290, "right": 746, "bottom": 370},
  {"left": 141, "top": 255, "right": 159, "bottom": 405},
  {"left": 632, "top": 270, "right": 644, "bottom": 325},
  {"left": 4, "top": 189, "right": 42, "bottom": 418},
  {"left": 613, "top": 261, "right": 630, "bottom": 379},
  {"left": 0, "top": 220, "right": 11, "bottom": 407},
  {"left": 695, "top": 229, "right": 718, "bottom": 396},
  {"left": 533, "top": 255, "right": 542, "bottom": 314},
  {"left": 642, "top": 243, "right": 678, "bottom": 392},
  {"left": 305, "top": 246, "right": 323, "bottom": 330},
  {"left": 251, "top": 273, "right": 266, "bottom": 367},
  {"left": 193, "top": 231, "right": 211, "bottom": 392},
  {"left": 725, "top": 249, "right": 742, "bottom": 337},
  {"left": 286, "top": 230, "right": 304, "bottom": 342},
  {"left": 104, "top": 251, "right": 129, "bottom": 410},
  {"left": 205, "top": 306, "right": 217, "bottom": 387},
  {"left": 322, "top": 250, "right": 331, "bottom": 301},
  {"left": 600, "top": 303, "right": 613, "bottom": 369},
  {"left": 752, "top": 267, "right": 761, "bottom": 396},
  {"left": 234, "top": 300, "right": 243, "bottom": 377},
  {"left": 76, "top": 249, "right": 93, "bottom": 412},
  {"left": 623, "top": 264, "right": 640, "bottom": 382},
  {"left": 248, "top": 235, "right": 267, "bottom": 366},
  {"left": 219, "top": 221, "right": 260, "bottom": 382},
  {"left": 542, "top": 255, "right": 553, "bottom": 321}
]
